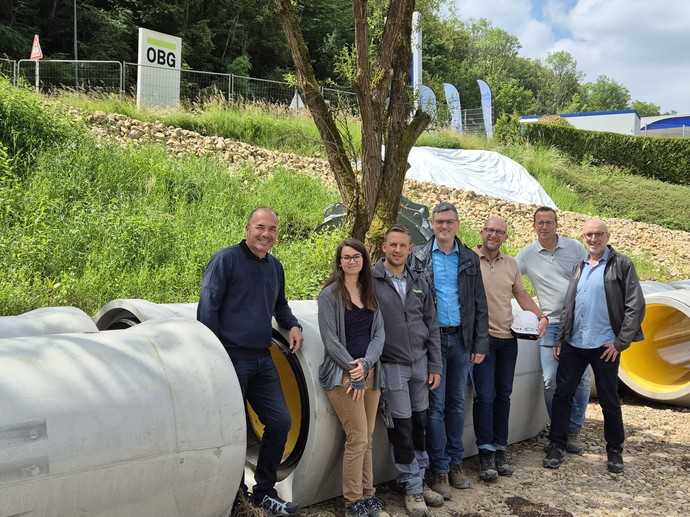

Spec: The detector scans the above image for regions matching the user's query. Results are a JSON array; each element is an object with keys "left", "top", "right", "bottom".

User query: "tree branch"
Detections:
[{"left": 273, "top": 0, "right": 358, "bottom": 210}]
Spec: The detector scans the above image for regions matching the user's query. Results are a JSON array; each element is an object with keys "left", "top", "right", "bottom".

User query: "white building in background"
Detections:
[
  {"left": 640, "top": 114, "right": 690, "bottom": 137},
  {"left": 520, "top": 109, "right": 640, "bottom": 136}
]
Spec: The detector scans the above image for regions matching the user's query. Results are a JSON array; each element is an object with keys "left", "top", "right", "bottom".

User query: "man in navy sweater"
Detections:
[{"left": 198, "top": 207, "right": 304, "bottom": 516}]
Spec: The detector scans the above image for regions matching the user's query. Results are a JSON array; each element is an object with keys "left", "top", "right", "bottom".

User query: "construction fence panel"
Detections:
[
  {"left": 0, "top": 58, "right": 16, "bottom": 82},
  {"left": 322, "top": 87, "right": 359, "bottom": 113},
  {"left": 231, "top": 75, "right": 296, "bottom": 106},
  {"left": 16, "top": 60, "right": 122, "bottom": 93},
  {"left": 460, "top": 107, "right": 487, "bottom": 135},
  {"left": 123, "top": 62, "right": 232, "bottom": 105}
]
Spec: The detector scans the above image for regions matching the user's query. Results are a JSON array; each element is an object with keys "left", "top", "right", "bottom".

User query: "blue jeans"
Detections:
[
  {"left": 472, "top": 336, "right": 518, "bottom": 452},
  {"left": 231, "top": 353, "right": 291, "bottom": 500},
  {"left": 540, "top": 323, "right": 592, "bottom": 434},
  {"left": 427, "top": 331, "right": 472, "bottom": 473}
]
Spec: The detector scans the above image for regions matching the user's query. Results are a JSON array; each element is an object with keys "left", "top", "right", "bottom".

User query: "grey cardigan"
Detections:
[{"left": 317, "top": 283, "right": 386, "bottom": 390}]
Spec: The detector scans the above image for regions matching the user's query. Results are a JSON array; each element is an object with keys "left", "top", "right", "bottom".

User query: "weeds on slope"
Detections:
[{"left": 0, "top": 135, "right": 340, "bottom": 314}]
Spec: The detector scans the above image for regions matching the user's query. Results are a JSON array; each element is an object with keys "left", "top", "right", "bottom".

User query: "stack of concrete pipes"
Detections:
[{"left": 2, "top": 284, "right": 688, "bottom": 515}]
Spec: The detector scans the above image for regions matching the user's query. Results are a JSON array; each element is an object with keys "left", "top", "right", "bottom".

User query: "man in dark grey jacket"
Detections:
[
  {"left": 409, "top": 202, "right": 490, "bottom": 497},
  {"left": 544, "top": 219, "right": 645, "bottom": 474},
  {"left": 373, "top": 225, "right": 442, "bottom": 517}
]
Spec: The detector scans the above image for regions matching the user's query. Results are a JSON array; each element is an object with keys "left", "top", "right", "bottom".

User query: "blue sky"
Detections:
[{"left": 446, "top": 0, "right": 690, "bottom": 113}]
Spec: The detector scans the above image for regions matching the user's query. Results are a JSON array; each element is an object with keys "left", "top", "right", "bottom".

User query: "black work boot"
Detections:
[
  {"left": 495, "top": 449, "right": 514, "bottom": 477},
  {"left": 478, "top": 451, "right": 498, "bottom": 482},
  {"left": 543, "top": 444, "right": 565, "bottom": 469},
  {"left": 606, "top": 451, "right": 624, "bottom": 474}
]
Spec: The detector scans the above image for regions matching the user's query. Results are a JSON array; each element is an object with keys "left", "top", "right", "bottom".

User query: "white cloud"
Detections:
[{"left": 447, "top": 0, "right": 690, "bottom": 112}]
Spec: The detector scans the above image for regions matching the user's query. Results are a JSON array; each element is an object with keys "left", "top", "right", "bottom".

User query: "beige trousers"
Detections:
[{"left": 326, "top": 370, "right": 380, "bottom": 503}]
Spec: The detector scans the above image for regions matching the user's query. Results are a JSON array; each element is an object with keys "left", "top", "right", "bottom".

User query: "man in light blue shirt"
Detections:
[
  {"left": 432, "top": 239, "right": 460, "bottom": 327},
  {"left": 544, "top": 219, "right": 645, "bottom": 474},
  {"left": 409, "top": 202, "right": 489, "bottom": 497},
  {"left": 569, "top": 247, "right": 616, "bottom": 349}
]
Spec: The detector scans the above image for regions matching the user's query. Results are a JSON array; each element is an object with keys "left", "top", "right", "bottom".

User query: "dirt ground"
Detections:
[{"left": 304, "top": 391, "right": 690, "bottom": 517}]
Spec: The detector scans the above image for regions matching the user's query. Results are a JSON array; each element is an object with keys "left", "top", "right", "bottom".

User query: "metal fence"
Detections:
[
  {"left": 4, "top": 58, "right": 489, "bottom": 135},
  {"left": 0, "top": 58, "right": 16, "bottom": 82},
  {"left": 16, "top": 60, "right": 123, "bottom": 93}
]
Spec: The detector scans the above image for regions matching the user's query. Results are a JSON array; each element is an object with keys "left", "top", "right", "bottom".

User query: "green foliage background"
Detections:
[
  {"left": 0, "top": 1, "right": 667, "bottom": 116},
  {"left": 522, "top": 122, "right": 690, "bottom": 186}
]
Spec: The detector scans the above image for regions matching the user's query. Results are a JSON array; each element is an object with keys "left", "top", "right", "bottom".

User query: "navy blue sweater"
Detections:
[{"left": 197, "top": 240, "right": 300, "bottom": 357}]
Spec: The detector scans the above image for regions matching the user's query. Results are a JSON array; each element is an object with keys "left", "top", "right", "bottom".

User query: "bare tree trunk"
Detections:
[{"left": 274, "top": 0, "right": 430, "bottom": 254}]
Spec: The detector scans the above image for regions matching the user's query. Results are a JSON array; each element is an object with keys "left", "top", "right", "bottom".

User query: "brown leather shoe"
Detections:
[
  {"left": 404, "top": 494, "right": 431, "bottom": 517},
  {"left": 429, "top": 471, "right": 451, "bottom": 500},
  {"left": 449, "top": 464, "right": 472, "bottom": 489},
  {"left": 422, "top": 484, "right": 444, "bottom": 507}
]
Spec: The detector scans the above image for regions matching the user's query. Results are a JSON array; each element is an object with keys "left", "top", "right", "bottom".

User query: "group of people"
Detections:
[{"left": 197, "top": 203, "right": 646, "bottom": 517}]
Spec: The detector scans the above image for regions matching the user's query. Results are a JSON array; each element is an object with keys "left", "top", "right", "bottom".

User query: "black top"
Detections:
[
  {"left": 197, "top": 240, "right": 300, "bottom": 358},
  {"left": 344, "top": 306, "right": 374, "bottom": 359}
]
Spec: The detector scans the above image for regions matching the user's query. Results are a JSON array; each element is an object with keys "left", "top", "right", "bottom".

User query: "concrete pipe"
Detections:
[
  {"left": 0, "top": 306, "right": 98, "bottom": 338},
  {"left": 620, "top": 288, "right": 690, "bottom": 407},
  {"left": 95, "top": 299, "right": 546, "bottom": 506},
  {"left": 0, "top": 319, "right": 246, "bottom": 517}
]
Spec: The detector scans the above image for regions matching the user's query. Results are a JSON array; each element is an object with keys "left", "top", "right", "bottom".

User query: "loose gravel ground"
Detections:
[{"left": 305, "top": 393, "right": 690, "bottom": 517}]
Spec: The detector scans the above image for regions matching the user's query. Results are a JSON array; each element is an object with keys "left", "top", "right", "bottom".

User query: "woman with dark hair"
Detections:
[{"left": 317, "top": 238, "right": 387, "bottom": 517}]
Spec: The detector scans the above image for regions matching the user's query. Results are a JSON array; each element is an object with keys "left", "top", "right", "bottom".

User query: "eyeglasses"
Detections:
[
  {"left": 535, "top": 220, "right": 555, "bottom": 227},
  {"left": 584, "top": 232, "right": 606, "bottom": 239},
  {"left": 483, "top": 227, "right": 506, "bottom": 236},
  {"left": 433, "top": 218, "right": 458, "bottom": 226},
  {"left": 341, "top": 254, "right": 363, "bottom": 263}
]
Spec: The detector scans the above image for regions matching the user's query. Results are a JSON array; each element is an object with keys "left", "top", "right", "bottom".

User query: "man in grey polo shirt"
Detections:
[{"left": 516, "top": 206, "right": 592, "bottom": 454}]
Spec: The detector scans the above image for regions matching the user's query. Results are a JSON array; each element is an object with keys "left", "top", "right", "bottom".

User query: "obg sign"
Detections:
[{"left": 137, "top": 28, "right": 182, "bottom": 108}]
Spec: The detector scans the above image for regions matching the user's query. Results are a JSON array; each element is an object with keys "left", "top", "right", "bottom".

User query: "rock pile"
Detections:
[{"left": 81, "top": 110, "right": 690, "bottom": 279}]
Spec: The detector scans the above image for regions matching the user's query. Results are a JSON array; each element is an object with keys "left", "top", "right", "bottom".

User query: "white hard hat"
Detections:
[{"left": 511, "top": 311, "right": 540, "bottom": 340}]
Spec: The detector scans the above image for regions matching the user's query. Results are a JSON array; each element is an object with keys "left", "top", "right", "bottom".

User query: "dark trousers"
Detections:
[
  {"left": 472, "top": 336, "right": 518, "bottom": 451},
  {"left": 232, "top": 354, "right": 291, "bottom": 500},
  {"left": 549, "top": 342, "right": 624, "bottom": 454}
]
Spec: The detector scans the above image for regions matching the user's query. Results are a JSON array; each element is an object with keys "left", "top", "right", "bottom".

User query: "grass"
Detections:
[
  {"left": 1, "top": 83, "right": 684, "bottom": 314},
  {"left": 0, "top": 94, "right": 341, "bottom": 313},
  {"left": 53, "top": 90, "right": 690, "bottom": 232}
]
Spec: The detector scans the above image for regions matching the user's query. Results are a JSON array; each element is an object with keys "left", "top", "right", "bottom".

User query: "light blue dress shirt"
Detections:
[
  {"left": 432, "top": 239, "right": 460, "bottom": 327},
  {"left": 570, "top": 248, "right": 616, "bottom": 349}
]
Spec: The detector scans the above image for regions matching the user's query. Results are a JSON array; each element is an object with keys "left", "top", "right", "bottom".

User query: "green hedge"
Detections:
[{"left": 522, "top": 122, "right": 690, "bottom": 185}]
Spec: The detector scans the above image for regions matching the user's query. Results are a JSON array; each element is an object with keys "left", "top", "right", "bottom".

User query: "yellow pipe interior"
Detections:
[
  {"left": 621, "top": 303, "right": 690, "bottom": 394},
  {"left": 246, "top": 343, "right": 302, "bottom": 461}
]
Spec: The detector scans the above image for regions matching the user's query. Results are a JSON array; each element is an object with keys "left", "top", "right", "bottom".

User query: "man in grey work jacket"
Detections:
[
  {"left": 544, "top": 219, "right": 645, "bottom": 474},
  {"left": 373, "top": 225, "right": 443, "bottom": 517},
  {"left": 409, "top": 202, "right": 490, "bottom": 498},
  {"left": 197, "top": 207, "right": 304, "bottom": 516}
]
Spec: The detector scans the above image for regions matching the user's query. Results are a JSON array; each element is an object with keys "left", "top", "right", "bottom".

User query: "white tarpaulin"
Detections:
[{"left": 406, "top": 146, "right": 557, "bottom": 208}]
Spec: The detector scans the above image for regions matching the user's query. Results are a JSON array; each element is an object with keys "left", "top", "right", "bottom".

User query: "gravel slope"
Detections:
[{"left": 84, "top": 111, "right": 690, "bottom": 280}]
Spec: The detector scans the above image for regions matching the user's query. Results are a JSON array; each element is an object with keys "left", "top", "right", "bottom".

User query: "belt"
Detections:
[{"left": 439, "top": 326, "right": 460, "bottom": 334}]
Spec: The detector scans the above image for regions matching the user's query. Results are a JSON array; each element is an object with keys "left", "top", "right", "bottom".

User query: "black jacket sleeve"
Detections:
[
  {"left": 614, "top": 258, "right": 646, "bottom": 351},
  {"left": 422, "top": 277, "right": 442, "bottom": 374},
  {"left": 473, "top": 257, "right": 490, "bottom": 355}
]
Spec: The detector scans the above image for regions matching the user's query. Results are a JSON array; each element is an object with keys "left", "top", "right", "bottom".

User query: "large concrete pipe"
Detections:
[
  {"left": 0, "top": 306, "right": 98, "bottom": 338},
  {"left": 620, "top": 288, "right": 690, "bottom": 407},
  {"left": 95, "top": 299, "right": 546, "bottom": 507},
  {"left": 0, "top": 319, "right": 246, "bottom": 517}
]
